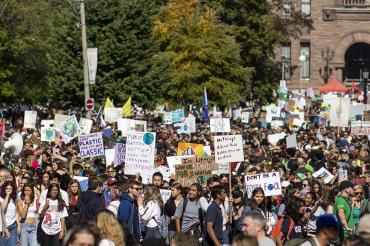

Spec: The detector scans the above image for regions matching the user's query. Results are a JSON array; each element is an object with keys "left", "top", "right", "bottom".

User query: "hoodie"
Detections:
[
  {"left": 79, "top": 190, "right": 104, "bottom": 223},
  {"left": 118, "top": 192, "right": 141, "bottom": 240}
]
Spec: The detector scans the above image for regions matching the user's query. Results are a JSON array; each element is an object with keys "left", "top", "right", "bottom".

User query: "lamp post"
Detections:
[
  {"left": 299, "top": 55, "right": 306, "bottom": 94},
  {"left": 363, "top": 69, "right": 369, "bottom": 105},
  {"left": 319, "top": 47, "right": 334, "bottom": 83}
]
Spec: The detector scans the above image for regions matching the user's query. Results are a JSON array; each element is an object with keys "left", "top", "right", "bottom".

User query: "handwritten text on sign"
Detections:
[
  {"left": 125, "top": 132, "right": 156, "bottom": 177},
  {"left": 210, "top": 118, "right": 231, "bottom": 133},
  {"left": 351, "top": 122, "right": 370, "bottom": 135},
  {"left": 78, "top": 132, "right": 104, "bottom": 158},
  {"left": 214, "top": 135, "right": 244, "bottom": 163},
  {"left": 114, "top": 143, "right": 126, "bottom": 166},
  {"left": 244, "top": 172, "right": 282, "bottom": 198}
]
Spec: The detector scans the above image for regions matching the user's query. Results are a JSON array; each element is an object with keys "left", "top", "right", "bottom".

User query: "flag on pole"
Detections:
[
  {"left": 104, "top": 97, "right": 114, "bottom": 115},
  {"left": 202, "top": 87, "right": 209, "bottom": 122},
  {"left": 122, "top": 97, "right": 132, "bottom": 117},
  {"left": 96, "top": 107, "right": 106, "bottom": 128}
]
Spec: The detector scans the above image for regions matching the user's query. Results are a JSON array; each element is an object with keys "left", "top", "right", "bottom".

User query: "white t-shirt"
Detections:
[
  {"left": 39, "top": 199, "right": 68, "bottom": 235},
  {"left": 39, "top": 188, "right": 69, "bottom": 207},
  {"left": 0, "top": 198, "right": 16, "bottom": 226}
]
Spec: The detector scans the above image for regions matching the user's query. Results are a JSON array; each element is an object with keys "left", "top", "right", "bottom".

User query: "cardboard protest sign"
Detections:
[
  {"left": 125, "top": 132, "right": 156, "bottom": 178},
  {"left": 214, "top": 135, "right": 244, "bottom": 163},
  {"left": 244, "top": 172, "right": 282, "bottom": 198},
  {"left": 59, "top": 115, "right": 79, "bottom": 143},
  {"left": 54, "top": 114, "right": 69, "bottom": 130},
  {"left": 163, "top": 112, "right": 172, "bottom": 125},
  {"left": 351, "top": 122, "right": 370, "bottom": 135},
  {"left": 212, "top": 163, "right": 229, "bottom": 175},
  {"left": 117, "top": 119, "right": 147, "bottom": 136},
  {"left": 105, "top": 108, "right": 122, "bottom": 123},
  {"left": 24, "top": 111, "right": 37, "bottom": 128},
  {"left": 160, "top": 189, "right": 171, "bottom": 203},
  {"left": 312, "top": 167, "right": 334, "bottom": 184},
  {"left": 79, "top": 118, "right": 93, "bottom": 135},
  {"left": 105, "top": 148, "right": 115, "bottom": 166},
  {"left": 329, "top": 97, "right": 350, "bottom": 127},
  {"left": 171, "top": 109, "right": 185, "bottom": 123},
  {"left": 114, "top": 143, "right": 125, "bottom": 166},
  {"left": 175, "top": 156, "right": 218, "bottom": 187},
  {"left": 177, "top": 142, "right": 204, "bottom": 156},
  {"left": 78, "top": 132, "right": 104, "bottom": 158},
  {"left": 210, "top": 118, "right": 231, "bottom": 133},
  {"left": 166, "top": 155, "right": 194, "bottom": 174}
]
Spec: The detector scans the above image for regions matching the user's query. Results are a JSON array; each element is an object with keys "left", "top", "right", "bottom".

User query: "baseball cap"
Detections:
[
  {"left": 281, "top": 180, "right": 290, "bottom": 188},
  {"left": 316, "top": 214, "right": 341, "bottom": 231},
  {"left": 339, "top": 180, "right": 353, "bottom": 191}
]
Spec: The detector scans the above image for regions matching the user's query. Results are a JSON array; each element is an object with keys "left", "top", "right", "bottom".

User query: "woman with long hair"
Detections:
[
  {"left": 231, "top": 189, "right": 244, "bottom": 236},
  {"left": 303, "top": 191, "right": 325, "bottom": 236},
  {"left": 96, "top": 210, "right": 125, "bottom": 246},
  {"left": 106, "top": 186, "right": 121, "bottom": 217},
  {"left": 324, "top": 186, "right": 340, "bottom": 213},
  {"left": 276, "top": 197, "right": 305, "bottom": 246},
  {"left": 277, "top": 187, "right": 300, "bottom": 217},
  {"left": 0, "top": 180, "right": 19, "bottom": 246},
  {"left": 138, "top": 184, "right": 163, "bottom": 239},
  {"left": 66, "top": 179, "right": 82, "bottom": 229},
  {"left": 16, "top": 183, "right": 39, "bottom": 246},
  {"left": 164, "top": 182, "right": 183, "bottom": 241},
  {"left": 63, "top": 225, "right": 100, "bottom": 246},
  {"left": 353, "top": 185, "right": 366, "bottom": 226},
  {"left": 38, "top": 183, "right": 68, "bottom": 246}
]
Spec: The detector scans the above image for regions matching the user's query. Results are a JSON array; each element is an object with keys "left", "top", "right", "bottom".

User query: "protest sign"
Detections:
[
  {"left": 40, "top": 120, "right": 57, "bottom": 142},
  {"left": 160, "top": 189, "right": 171, "bottom": 203},
  {"left": 312, "top": 167, "right": 334, "bottom": 184},
  {"left": 351, "top": 121, "right": 370, "bottom": 135},
  {"left": 54, "top": 114, "right": 69, "bottom": 130},
  {"left": 203, "top": 146, "right": 212, "bottom": 156},
  {"left": 245, "top": 172, "right": 282, "bottom": 198},
  {"left": 114, "top": 143, "right": 126, "bottom": 166},
  {"left": 175, "top": 156, "right": 218, "bottom": 187},
  {"left": 163, "top": 112, "right": 172, "bottom": 125},
  {"left": 329, "top": 97, "right": 350, "bottom": 127},
  {"left": 59, "top": 115, "right": 79, "bottom": 143},
  {"left": 105, "top": 148, "right": 115, "bottom": 166},
  {"left": 338, "top": 168, "right": 348, "bottom": 183},
  {"left": 214, "top": 135, "right": 244, "bottom": 163},
  {"left": 41, "top": 120, "right": 54, "bottom": 128},
  {"left": 117, "top": 119, "right": 147, "bottom": 136},
  {"left": 213, "top": 163, "right": 229, "bottom": 175},
  {"left": 266, "top": 105, "right": 281, "bottom": 123},
  {"left": 166, "top": 155, "right": 194, "bottom": 174},
  {"left": 271, "top": 120, "right": 284, "bottom": 129},
  {"left": 24, "top": 111, "right": 37, "bottom": 128},
  {"left": 125, "top": 132, "right": 156, "bottom": 178},
  {"left": 171, "top": 109, "right": 185, "bottom": 123},
  {"left": 267, "top": 132, "right": 286, "bottom": 146},
  {"left": 210, "top": 118, "right": 231, "bottom": 133},
  {"left": 185, "top": 114, "right": 196, "bottom": 133},
  {"left": 177, "top": 142, "right": 204, "bottom": 156},
  {"left": 105, "top": 108, "right": 122, "bottom": 123},
  {"left": 286, "top": 134, "right": 297, "bottom": 148},
  {"left": 78, "top": 132, "right": 104, "bottom": 158},
  {"left": 79, "top": 118, "right": 93, "bottom": 135},
  {"left": 241, "top": 112, "right": 250, "bottom": 123}
]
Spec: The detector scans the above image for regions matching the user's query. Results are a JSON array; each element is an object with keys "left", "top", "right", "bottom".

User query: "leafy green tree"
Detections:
[{"left": 152, "top": 0, "right": 252, "bottom": 107}]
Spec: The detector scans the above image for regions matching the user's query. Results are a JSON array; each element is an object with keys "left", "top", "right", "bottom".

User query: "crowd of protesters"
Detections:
[{"left": 1, "top": 97, "right": 370, "bottom": 246}]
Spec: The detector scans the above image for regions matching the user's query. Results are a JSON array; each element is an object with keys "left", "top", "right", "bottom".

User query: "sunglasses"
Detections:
[
  {"left": 131, "top": 187, "right": 143, "bottom": 191},
  {"left": 355, "top": 192, "right": 363, "bottom": 196}
]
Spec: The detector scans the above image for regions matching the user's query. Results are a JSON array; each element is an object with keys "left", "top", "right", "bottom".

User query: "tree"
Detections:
[{"left": 152, "top": 0, "right": 252, "bottom": 107}]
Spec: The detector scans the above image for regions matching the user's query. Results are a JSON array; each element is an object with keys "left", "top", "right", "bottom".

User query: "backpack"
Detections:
[
  {"left": 270, "top": 216, "right": 294, "bottom": 240},
  {"left": 154, "top": 210, "right": 171, "bottom": 240},
  {"left": 284, "top": 237, "right": 317, "bottom": 246}
]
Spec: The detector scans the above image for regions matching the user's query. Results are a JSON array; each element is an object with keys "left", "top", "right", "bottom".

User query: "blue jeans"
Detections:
[
  {"left": 145, "top": 226, "right": 161, "bottom": 239},
  {"left": 20, "top": 223, "right": 37, "bottom": 246},
  {"left": 0, "top": 222, "right": 17, "bottom": 246}
]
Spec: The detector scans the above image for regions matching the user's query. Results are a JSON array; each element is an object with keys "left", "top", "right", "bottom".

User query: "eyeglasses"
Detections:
[
  {"left": 131, "top": 187, "right": 142, "bottom": 191},
  {"left": 355, "top": 192, "right": 363, "bottom": 196}
]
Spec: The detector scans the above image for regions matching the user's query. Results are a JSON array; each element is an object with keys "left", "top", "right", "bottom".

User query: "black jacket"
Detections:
[{"left": 79, "top": 190, "right": 104, "bottom": 223}]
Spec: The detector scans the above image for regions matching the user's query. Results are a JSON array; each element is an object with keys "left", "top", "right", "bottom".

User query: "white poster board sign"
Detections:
[
  {"left": 214, "top": 135, "right": 244, "bottom": 163},
  {"left": 312, "top": 167, "right": 334, "bottom": 184},
  {"left": 79, "top": 118, "right": 93, "bottom": 135},
  {"left": 40, "top": 120, "right": 57, "bottom": 142},
  {"left": 54, "top": 114, "right": 69, "bottom": 130},
  {"left": 24, "top": 111, "right": 37, "bottom": 128},
  {"left": 286, "top": 134, "right": 297, "bottom": 148},
  {"left": 329, "top": 97, "right": 350, "bottom": 127},
  {"left": 267, "top": 133, "right": 286, "bottom": 146},
  {"left": 117, "top": 119, "right": 147, "bottom": 136},
  {"left": 105, "top": 148, "right": 115, "bottom": 166},
  {"left": 210, "top": 118, "right": 231, "bottom": 133},
  {"left": 245, "top": 172, "right": 282, "bottom": 198},
  {"left": 241, "top": 112, "right": 250, "bottom": 123},
  {"left": 163, "top": 112, "right": 173, "bottom": 125},
  {"left": 59, "top": 115, "right": 79, "bottom": 143},
  {"left": 105, "top": 108, "right": 122, "bottom": 123},
  {"left": 125, "top": 132, "right": 156, "bottom": 178},
  {"left": 78, "top": 132, "right": 104, "bottom": 158},
  {"left": 160, "top": 189, "right": 172, "bottom": 203}
]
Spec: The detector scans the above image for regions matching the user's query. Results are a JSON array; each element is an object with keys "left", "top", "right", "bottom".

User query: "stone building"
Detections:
[{"left": 278, "top": 0, "right": 370, "bottom": 90}]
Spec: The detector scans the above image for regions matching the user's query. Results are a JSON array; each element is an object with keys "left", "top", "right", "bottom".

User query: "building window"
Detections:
[
  {"left": 283, "top": 0, "right": 292, "bottom": 16},
  {"left": 300, "top": 43, "right": 310, "bottom": 78},
  {"left": 301, "top": 0, "right": 311, "bottom": 16},
  {"left": 281, "top": 44, "right": 291, "bottom": 80}
]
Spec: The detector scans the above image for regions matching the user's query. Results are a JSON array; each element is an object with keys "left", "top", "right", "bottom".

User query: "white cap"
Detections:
[{"left": 281, "top": 181, "right": 290, "bottom": 188}]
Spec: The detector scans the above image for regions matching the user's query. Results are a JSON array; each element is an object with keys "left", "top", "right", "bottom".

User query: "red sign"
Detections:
[{"left": 85, "top": 98, "right": 94, "bottom": 110}]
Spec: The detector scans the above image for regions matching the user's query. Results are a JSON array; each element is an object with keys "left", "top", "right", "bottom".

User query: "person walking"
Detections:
[
  {"left": 79, "top": 176, "right": 105, "bottom": 223},
  {"left": 334, "top": 181, "right": 355, "bottom": 241},
  {"left": 242, "top": 210, "right": 276, "bottom": 246}
]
